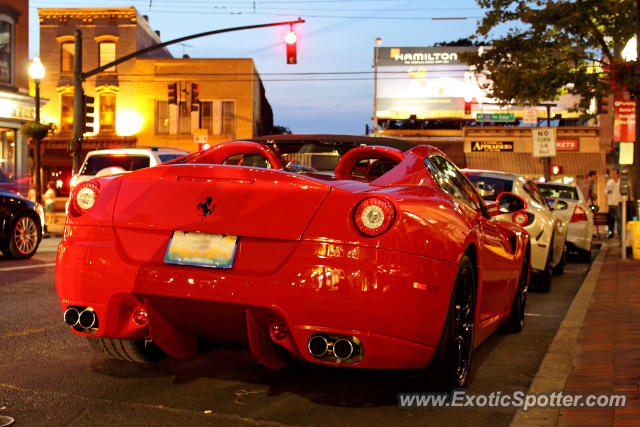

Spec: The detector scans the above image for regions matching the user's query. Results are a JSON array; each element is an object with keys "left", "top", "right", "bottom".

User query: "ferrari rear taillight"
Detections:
[
  {"left": 354, "top": 197, "right": 396, "bottom": 236},
  {"left": 512, "top": 211, "right": 529, "bottom": 226},
  {"left": 571, "top": 205, "right": 587, "bottom": 223},
  {"left": 69, "top": 181, "right": 100, "bottom": 216}
]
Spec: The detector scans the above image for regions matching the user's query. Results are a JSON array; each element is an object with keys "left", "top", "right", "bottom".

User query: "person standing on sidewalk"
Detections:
[
  {"left": 605, "top": 169, "right": 621, "bottom": 238},
  {"left": 43, "top": 181, "right": 57, "bottom": 224}
]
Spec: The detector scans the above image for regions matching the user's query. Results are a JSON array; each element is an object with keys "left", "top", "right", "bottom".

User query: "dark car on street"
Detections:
[{"left": 0, "top": 189, "right": 44, "bottom": 259}]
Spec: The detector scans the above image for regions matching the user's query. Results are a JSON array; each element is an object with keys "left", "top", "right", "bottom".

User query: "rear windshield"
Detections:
[
  {"left": 538, "top": 184, "right": 578, "bottom": 200},
  {"left": 81, "top": 155, "right": 150, "bottom": 175},
  {"left": 465, "top": 175, "right": 514, "bottom": 201}
]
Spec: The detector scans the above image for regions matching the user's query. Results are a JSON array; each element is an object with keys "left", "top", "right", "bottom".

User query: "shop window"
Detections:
[
  {"left": 199, "top": 100, "right": 235, "bottom": 135},
  {"left": 99, "top": 41, "right": 116, "bottom": 72},
  {"left": 156, "top": 101, "right": 169, "bottom": 134},
  {"left": 99, "top": 92, "right": 116, "bottom": 133},
  {"left": 61, "top": 42, "right": 74, "bottom": 73},
  {"left": 221, "top": 101, "right": 235, "bottom": 134},
  {"left": 0, "top": 16, "right": 14, "bottom": 85},
  {"left": 60, "top": 93, "right": 74, "bottom": 133}
]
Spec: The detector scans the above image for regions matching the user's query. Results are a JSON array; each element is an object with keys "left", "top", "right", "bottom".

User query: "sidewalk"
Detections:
[
  {"left": 558, "top": 242, "right": 640, "bottom": 426},
  {"left": 513, "top": 240, "right": 640, "bottom": 426},
  {"left": 44, "top": 211, "right": 66, "bottom": 237}
]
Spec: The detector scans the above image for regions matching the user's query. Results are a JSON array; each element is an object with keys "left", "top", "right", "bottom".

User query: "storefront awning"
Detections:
[{"left": 465, "top": 152, "right": 607, "bottom": 176}]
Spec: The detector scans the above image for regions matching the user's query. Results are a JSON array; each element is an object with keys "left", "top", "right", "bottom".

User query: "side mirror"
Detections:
[
  {"left": 590, "top": 204, "right": 599, "bottom": 213},
  {"left": 487, "top": 192, "right": 527, "bottom": 217}
]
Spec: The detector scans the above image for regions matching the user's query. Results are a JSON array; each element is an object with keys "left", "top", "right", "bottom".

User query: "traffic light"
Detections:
[
  {"left": 551, "top": 164, "right": 562, "bottom": 175},
  {"left": 285, "top": 31, "right": 297, "bottom": 64},
  {"left": 464, "top": 101, "right": 472, "bottom": 115},
  {"left": 191, "top": 83, "right": 200, "bottom": 110},
  {"left": 83, "top": 95, "right": 95, "bottom": 133},
  {"left": 168, "top": 82, "right": 177, "bottom": 104}
]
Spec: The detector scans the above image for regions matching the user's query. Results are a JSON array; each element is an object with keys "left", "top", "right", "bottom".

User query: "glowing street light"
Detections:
[{"left": 28, "top": 57, "right": 46, "bottom": 203}]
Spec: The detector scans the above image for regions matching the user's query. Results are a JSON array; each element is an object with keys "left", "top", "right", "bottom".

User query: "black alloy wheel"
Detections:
[
  {"left": 453, "top": 259, "right": 475, "bottom": 385},
  {"left": 505, "top": 247, "right": 529, "bottom": 332},
  {"left": 426, "top": 255, "right": 476, "bottom": 390},
  {"left": 5, "top": 213, "right": 41, "bottom": 259}
]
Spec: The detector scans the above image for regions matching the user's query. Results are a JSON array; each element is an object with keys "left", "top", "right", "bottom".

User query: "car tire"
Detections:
[
  {"left": 552, "top": 245, "right": 566, "bottom": 275},
  {"left": 504, "top": 247, "right": 529, "bottom": 333},
  {"left": 87, "top": 337, "right": 166, "bottom": 363},
  {"left": 578, "top": 248, "right": 591, "bottom": 263},
  {"left": 536, "top": 245, "right": 552, "bottom": 293},
  {"left": 3, "top": 212, "right": 42, "bottom": 259},
  {"left": 426, "top": 255, "right": 476, "bottom": 390}
]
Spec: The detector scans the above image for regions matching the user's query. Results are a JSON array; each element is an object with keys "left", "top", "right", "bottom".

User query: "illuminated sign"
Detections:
[
  {"left": 556, "top": 138, "right": 579, "bottom": 151},
  {"left": 375, "top": 46, "right": 581, "bottom": 120},
  {"left": 471, "top": 141, "right": 514, "bottom": 152}
]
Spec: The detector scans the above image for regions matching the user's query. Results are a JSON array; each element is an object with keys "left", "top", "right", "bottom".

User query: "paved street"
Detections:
[{"left": 0, "top": 236, "right": 599, "bottom": 426}]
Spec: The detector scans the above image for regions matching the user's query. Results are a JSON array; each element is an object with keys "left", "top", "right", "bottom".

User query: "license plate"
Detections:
[{"left": 165, "top": 231, "right": 237, "bottom": 269}]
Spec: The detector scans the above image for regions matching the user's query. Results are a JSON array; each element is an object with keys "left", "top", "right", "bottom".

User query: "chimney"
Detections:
[
  {"left": 155, "top": 30, "right": 160, "bottom": 38},
  {"left": 142, "top": 15, "right": 149, "bottom": 21}
]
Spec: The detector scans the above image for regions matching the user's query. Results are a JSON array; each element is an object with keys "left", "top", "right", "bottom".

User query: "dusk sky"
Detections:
[{"left": 29, "top": 0, "right": 489, "bottom": 135}]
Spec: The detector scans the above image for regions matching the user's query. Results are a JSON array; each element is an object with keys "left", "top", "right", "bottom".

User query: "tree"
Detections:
[
  {"left": 462, "top": 0, "right": 636, "bottom": 111},
  {"left": 271, "top": 125, "right": 292, "bottom": 135}
]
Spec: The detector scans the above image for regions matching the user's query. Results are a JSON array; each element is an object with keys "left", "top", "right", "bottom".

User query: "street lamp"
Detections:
[
  {"left": 373, "top": 37, "right": 382, "bottom": 135},
  {"left": 29, "top": 57, "right": 45, "bottom": 203}
]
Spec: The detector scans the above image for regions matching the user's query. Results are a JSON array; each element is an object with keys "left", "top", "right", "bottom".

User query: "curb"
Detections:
[{"left": 509, "top": 242, "right": 609, "bottom": 426}]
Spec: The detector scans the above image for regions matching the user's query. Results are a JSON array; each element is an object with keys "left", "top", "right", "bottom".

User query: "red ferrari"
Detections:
[{"left": 55, "top": 135, "right": 530, "bottom": 389}]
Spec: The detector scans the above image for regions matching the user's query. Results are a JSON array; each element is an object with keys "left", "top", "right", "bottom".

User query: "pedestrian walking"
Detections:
[
  {"left": 582, "top": 170, "right": 597, "bottom": 206},
  {"left": 43, "top": 181, "right": 57, "bottom": 224},
  {"left": 605, "top": 170, "right": 621, "bottom": 238}
]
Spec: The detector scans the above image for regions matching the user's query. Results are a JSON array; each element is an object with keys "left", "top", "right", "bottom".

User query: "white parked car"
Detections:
[
  {"left": 66, "top": 146, "right": 190, "bottom": 214},
  {"left": 69, "top": 146, "right": 190, "bottom": 190},
  {"left": 463, "top": 170, "right": 568, "bottom": 292},
  {"left": 537, "top": 182, "right": 594, "bottom": 262}
]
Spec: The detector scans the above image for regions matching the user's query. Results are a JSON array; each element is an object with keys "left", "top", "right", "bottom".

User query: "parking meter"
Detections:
[{"left": 620, "top": 167, "right": 630, "bottom": 196}]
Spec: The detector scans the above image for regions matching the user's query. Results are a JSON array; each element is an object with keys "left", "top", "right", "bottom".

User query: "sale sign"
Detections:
[{"left": 614, "top": 100, "right": 636, "bottom": 142}]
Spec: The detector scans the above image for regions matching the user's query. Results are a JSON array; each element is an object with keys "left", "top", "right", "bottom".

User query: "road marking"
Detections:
[
  {"left": 1, "top": 327, "right": 50, "bottom": 338},
  {"left": 525, "top": 313, "right": 562, "bottom": 318},
  {"left": 0, "top": 263, "right": 56, "bottom": 272}
]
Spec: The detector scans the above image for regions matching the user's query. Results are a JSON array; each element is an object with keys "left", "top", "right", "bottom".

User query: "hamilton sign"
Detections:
[{"left": 378, "top": 46, "right": 478, "bottom": 66}]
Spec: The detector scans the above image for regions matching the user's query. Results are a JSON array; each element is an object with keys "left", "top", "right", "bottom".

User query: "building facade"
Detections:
[
  {"left": 0, "top": 0, "right": 36, "bottom": 194},
  {"left": 37, "top": 7, "right": 273, "bottom": 195}
]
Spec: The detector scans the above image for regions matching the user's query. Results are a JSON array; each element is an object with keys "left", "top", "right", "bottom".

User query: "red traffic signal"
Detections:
[
  {"left": 168, "top": 82, "right": 177, "bottom": 104},
  {"left": 285, "top": 31, "right": 297, "bottom": 64},
  {"left": 464, "top": 101, "right": 472, "bottom": 115},
  {"left": 551, "top": 164, "right": 562, "bottom": 175}
]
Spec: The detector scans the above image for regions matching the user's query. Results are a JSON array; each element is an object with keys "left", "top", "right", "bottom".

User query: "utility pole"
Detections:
[
  {"left": 634, "top": 0, "right": 640, "bottom": 213},
  {"left": 71, "top": 19, "right": 304, "bottom": 174},
  {"left": 71, "top": 30, "right": 84, "bottom": 174}
]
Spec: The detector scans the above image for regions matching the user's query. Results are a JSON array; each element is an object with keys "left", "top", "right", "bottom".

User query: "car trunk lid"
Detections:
[{"left": 112, "top": 164, "right": 333, "bottom": 241}]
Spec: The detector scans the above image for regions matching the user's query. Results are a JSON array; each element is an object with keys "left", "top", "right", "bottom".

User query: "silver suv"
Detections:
[{"left": 70, "top": 146, "right": 190, "bottom": 189}]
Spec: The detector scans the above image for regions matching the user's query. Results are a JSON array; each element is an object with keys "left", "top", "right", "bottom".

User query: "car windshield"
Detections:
[
  {"left": 158, "top": 153, "right": 186, "bottom": 163},
  {"left": 81, "top": 155, "right": 151, "bottom": 175},
  {"left": 464, "top": 175, "right": 514, "bottom": 201},
  {"left": 538, "top": 184, "right": 579, "bottom": 200}
]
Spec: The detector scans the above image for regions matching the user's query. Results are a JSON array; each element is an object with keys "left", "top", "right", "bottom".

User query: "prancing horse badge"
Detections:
[{"left": 197, "top": 197, "right": 215, "bottom": 219}]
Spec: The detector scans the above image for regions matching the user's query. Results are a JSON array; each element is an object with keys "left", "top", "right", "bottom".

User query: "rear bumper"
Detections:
[
  {"left": 566, "top": 221, "right": 592, "bottom": 251},
  {"left": 55, "top": 225, "right": 458, "bottom": 369}
]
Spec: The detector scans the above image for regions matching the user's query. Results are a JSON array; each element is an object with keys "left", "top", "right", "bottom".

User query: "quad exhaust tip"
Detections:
[
  {"left": 63, "top": 306, "right": 98, "bottom": 332},
  {"left": 63, "top": 308, "right": 80, "bottom": 327},
  {"left": 307, "top": 333, "right": 362, "bottom": 363}
]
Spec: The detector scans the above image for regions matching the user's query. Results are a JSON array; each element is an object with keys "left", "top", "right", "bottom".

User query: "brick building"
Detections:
[
  {"left": 0, "top": 0, "right": 36, "bottom": 193},
  {"left": 37, "top": 7, "right": 273, "bottom": 195}
]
